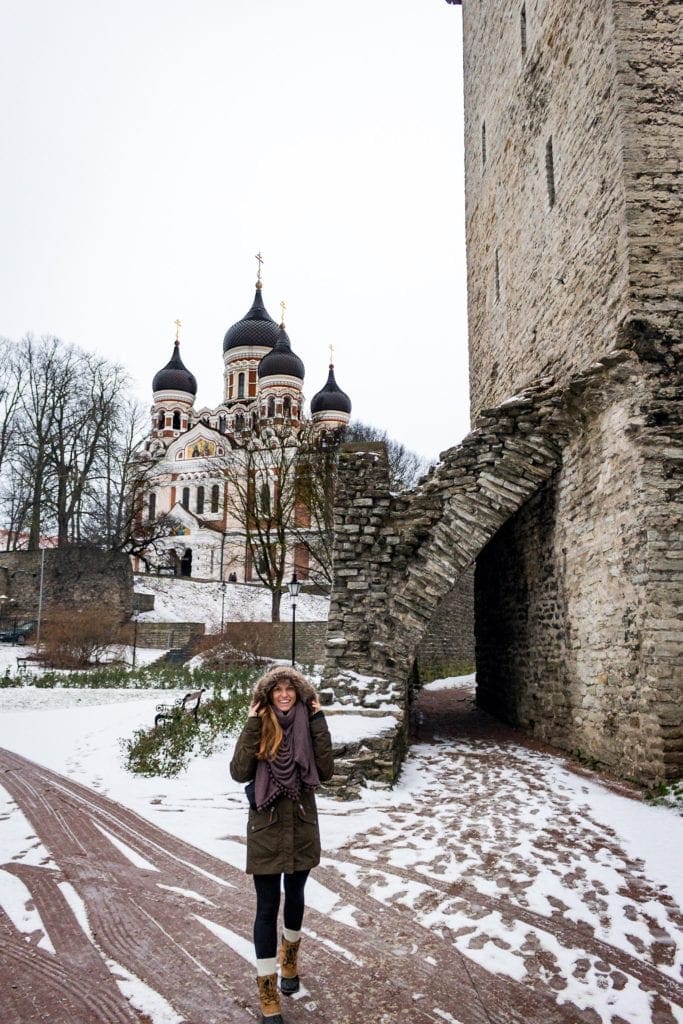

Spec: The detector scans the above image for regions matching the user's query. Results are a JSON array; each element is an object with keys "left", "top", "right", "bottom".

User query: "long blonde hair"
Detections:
[{"left": 257, "top": 705, "right": 284, "bottom": 761}]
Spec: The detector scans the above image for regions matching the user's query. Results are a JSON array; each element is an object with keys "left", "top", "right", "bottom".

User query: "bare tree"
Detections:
[
  {"left": 0, "top": 337, "right": 24, "bottom": 474},
  {"left": 46, "top": 352, "right": 129, "bottom": 545},
  {"left": 0, "top": 334, "right": 149, "bottom": 553},
  {"left": 14, "top": 335, "right": 69, "bottom": 548},
  {"left": 288, "top": 425, "right": 340, "bottom": 586},
  {"left": 223, "top": 425, "right": 304, "bottom": 622}
]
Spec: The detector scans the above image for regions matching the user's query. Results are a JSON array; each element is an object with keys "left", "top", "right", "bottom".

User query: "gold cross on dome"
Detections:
[
  {"left": 174, "top": 319, "right": 182, "bottom": 342},
  {"left": 280, "top": 300, "right": 287, "bottom": 326},
  {"left": 329, "top": 343, "right": 335, "bottom": 365},
  {"left": 255, "top": 251, "right": 264, "bottom": 285}
]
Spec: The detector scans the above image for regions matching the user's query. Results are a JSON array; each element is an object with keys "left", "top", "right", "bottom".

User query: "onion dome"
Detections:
[
  {"left": 311, "top": 364, "right": 351, "bottom": 414},
  {"left": 258, "top": 326, "right": 305, "bottom": 380},
  {"left": 223, "top": 286, "right": 281, "bottom": 353},
  {"left": 152, "top": 340, "right": 197, "bottom": 395}
]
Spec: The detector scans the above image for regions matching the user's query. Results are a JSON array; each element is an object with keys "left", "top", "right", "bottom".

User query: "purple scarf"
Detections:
[{"left": 254, "top": 702, "right": 321, "bottom": 811}]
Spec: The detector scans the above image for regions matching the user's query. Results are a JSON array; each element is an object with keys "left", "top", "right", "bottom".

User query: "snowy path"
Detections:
[{"left": 0, "top": 684, "right": 681, "bottom": 1023}]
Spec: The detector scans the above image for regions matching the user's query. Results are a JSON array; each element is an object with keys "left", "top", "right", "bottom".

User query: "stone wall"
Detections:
[
  {"left": 462, "top": 0, "right": 682, "bottom": 419},
  {"left": 476, "top": 344, "right": 682, "bottom": 781},
  {"left": 323, "top": 345, "right": 681, "bottom": 787},
  {"left": 0, "top": 548, "right": 133, "bottom": 625},
  {"left": 416, "top": 568, "right": 475, "bottom": 681},
  {"left": 135, "top": 622, "right": 205, "bottom": 649},
  {"left": 456, "top": 0, "right": 682, "bottom": 785},
  {"left": 221, "top": 620, "right": 327, "bottom": 665}
]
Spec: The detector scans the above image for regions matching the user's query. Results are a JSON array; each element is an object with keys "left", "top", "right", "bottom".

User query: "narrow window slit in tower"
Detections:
[
  {"left": 546, "top": 137, "right": 556, "bottom": 207},
  {"left": 482, "top": 122, "right": 487, "bottom": 166},
  {"left": 521, "top": 5, "right": 527, "bottom": 57},
  {"left": 494, "top": 247, "right": 501, "bottom": 302}
]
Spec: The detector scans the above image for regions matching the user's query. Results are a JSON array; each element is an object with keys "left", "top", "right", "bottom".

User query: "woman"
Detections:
[{"left": 230, "top": 666, "right": 334, "bottom": 1023}]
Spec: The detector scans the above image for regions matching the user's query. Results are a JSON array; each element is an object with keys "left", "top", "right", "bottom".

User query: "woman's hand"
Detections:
[
  {"left": 248, "top": 700, "right": 261, "bottom": 718},
  {"left": 309, "top": 694, "right": 321, "bottom": 715}
]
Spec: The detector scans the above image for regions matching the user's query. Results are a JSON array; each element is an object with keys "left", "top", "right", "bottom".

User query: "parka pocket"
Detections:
[
  {"left": 249, "top": 805, "right": 278, "bottom": 834},
  {"left": 246, "top": 805, "right": 281, "bottom": 874},
  {"left": 296, "top": 802, "right": 318, "bottom": 827},
  {"left": 294, "top": 800, "right": 320, "bottom": 866}
]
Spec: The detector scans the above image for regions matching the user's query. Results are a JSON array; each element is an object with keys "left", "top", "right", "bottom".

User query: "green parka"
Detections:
[{"left": 230, "top": 668, "right": 334, "bottom": 875}]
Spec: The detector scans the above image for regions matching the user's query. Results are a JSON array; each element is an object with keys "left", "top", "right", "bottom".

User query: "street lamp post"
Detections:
[
  {"left": 0, "top": 594, "right": 7, "bottom": 628},
  {"left": 36, "top": 549, "right": 45, "bottom": 654},
  {"left": 287, "top": 572, "right": 300, "bottom": 667},
  {"left": 132, "top": 610, "right": 139, "bottom": 669}
]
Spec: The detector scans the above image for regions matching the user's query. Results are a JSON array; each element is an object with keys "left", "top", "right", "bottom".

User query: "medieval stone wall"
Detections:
[
  {"left": 416, "top": 569, "right": 475, "bottom": 681},
  {"left": 613, "top": 0, "right": 682, "bottom": 342},
  {"left": 476, "top": 348, "right": 682, "bottom": 780},
  {"left": 462, "top": 0, "right": 681, "bottom": 419},
  {"left": 324, "top": 343, "right": 681, "bottom": 787},
  {"left": 220, "top": 620, "right": 327, "bottom": 666},
  {"left": 0, "top": 548, "right": 133, "bottom": 625},
  {"left": 463, "top": 0, "right": 632, "bottom": 417},
  {"left": 458, "top": 0, "right": 682, "bottom": 784}
]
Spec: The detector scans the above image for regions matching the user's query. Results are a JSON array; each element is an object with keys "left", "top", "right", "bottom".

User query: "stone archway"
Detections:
[{"left": 322, "top": 348, "right": 678, "bottom": 790}]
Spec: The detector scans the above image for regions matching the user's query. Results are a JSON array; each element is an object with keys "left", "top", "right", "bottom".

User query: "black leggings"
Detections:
[{"left": 253, "top": 870, "right": 310, "bottom": 960}]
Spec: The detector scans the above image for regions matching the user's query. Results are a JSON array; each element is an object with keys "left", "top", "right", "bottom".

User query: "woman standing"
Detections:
[{"left": 230, "top": 666, "right": 334, "bottom": 1023}]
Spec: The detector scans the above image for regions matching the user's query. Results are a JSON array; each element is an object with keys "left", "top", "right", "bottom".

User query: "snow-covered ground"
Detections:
[
  {"left": 0, "top": 675, "right": 681, "bottom": 1024},
  {"left": 135, "top": 575, "right": 329, "bottom": 626}
]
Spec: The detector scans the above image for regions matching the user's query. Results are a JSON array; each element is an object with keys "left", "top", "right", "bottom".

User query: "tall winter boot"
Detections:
[
  {"left": 257, "top": 973, "right": 283, "bottom": 1023},
  {"left": 279, "top": 934, "right": 301, "bottom": 995}
]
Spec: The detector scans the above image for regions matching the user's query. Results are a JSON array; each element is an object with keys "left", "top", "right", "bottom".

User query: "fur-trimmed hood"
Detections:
[{"left": 252, "top": 666, "right": 317, "bottom": 708}]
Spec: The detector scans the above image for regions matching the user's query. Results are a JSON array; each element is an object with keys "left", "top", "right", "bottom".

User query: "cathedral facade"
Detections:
[{"left": 133, "top": 272, "right": 351, "bottom": 583}]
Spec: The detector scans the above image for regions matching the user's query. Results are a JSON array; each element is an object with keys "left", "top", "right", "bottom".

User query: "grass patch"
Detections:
[
  {"left": 124, "top": 669, "right": 258, "bottom": 778},
  {"left": 416, "top": 660, "right": 476, "bottom": 685},
  {"left": 2, "top": 663, "right": 247, "bottom": 690},
  {"left": 644, "top": 778, "right": 683, "bottom": 815}
]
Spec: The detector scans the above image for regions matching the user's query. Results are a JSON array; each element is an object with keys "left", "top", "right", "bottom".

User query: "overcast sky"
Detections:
[{"left": 1, "top": 0, "right": 467, "bottom": 462}]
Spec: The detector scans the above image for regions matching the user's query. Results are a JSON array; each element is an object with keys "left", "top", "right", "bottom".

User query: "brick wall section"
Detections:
[{"left": 0, "top": 548, "right": 133, "bottom": 623}]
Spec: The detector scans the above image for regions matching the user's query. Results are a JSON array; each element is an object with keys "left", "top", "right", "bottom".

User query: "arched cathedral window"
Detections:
[
  {"left": 196, "top": 486, "right": 205, "bottom": 514},
  {"left": 182, "top": 487, "right": 190, "bottom": 510},
  {"left": 157, "top": 411, "right": 165, "bottom": 429},
  {"left": 235, "top": 412, "right": 245, "bottom": 431},
  {"left": 149, "top": 492, "right": 156, "bottom": 521},
  {"left": 283, "top": 396, "right": 291, "bottom": 419},
  {"left": 172, "top": 411, "right": 181, "bottom": 430},
  {"left": 211, "top": 484, "right": 220, "bottom": 513},
  {"left": 267, "top": 396, "right": 275, "bottom": 418},
  {"left": 237, "top": 372, "right": 245, "bottom": 399}
]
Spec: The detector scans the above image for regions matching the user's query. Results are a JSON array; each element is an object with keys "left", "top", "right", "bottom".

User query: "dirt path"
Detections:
[{"left": 1, "top": 687, "right": 681, "bottom": 1024}]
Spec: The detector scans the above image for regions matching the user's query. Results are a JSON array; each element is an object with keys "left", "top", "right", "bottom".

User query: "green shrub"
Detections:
[{"left": 124, "top": 671, "right": 258, "bottom": 777}]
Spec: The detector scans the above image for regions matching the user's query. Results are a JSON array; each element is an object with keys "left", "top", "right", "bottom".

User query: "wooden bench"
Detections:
[
  {"left": 16, "top": 656, "right": 31, "bottom": 673},
  {"left": 154, "top": 688, "right": 205, "bottom": 729}
]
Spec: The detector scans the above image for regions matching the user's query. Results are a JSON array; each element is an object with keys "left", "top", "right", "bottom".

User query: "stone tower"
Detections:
[{"left": 457, "top": 0, "right": 682, "bottom": 779}]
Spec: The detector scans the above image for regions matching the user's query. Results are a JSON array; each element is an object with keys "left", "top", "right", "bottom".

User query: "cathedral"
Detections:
[{"left": 133, "top": 265, "right": 351, "bottom": 583}]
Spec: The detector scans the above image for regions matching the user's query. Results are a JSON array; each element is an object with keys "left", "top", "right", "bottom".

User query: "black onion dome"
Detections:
[
  {"left": 311, "top": 364, "right": 351, "bottom": 414},
  {"left": 258, "top": 326, "right": 305, "bottom": 380},
  {"left": 152, "top": 341, "right": 197, "bottom": 395},
  {"left": 222, "top": 287, "right": 281, "bottom": 353}
]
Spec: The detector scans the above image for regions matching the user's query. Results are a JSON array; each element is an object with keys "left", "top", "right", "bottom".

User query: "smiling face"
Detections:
[{"left": 269, "top": 680, "right": 297, "bottom": 713}]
